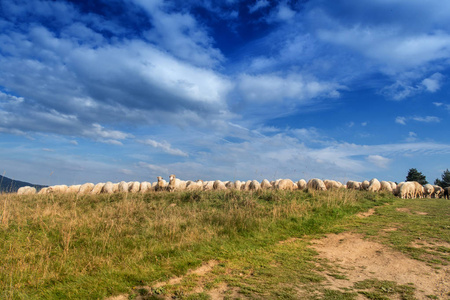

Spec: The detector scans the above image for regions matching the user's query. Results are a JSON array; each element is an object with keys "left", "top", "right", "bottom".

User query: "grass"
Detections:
[
  {"left": 1, "top": 189, "right": 448, "bottom": 299},
  {"left": 0, "top": 189, "right": 390, "bottom": 299}
]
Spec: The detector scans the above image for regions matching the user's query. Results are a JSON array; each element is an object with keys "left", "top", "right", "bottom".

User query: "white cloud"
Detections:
[
  {"left": 396, "top": 116, "right": 440, "bottom": 125},
  {"left": 395, "top": 117, "right": 407, "bottom": 125},
  {"left": 238, "top": 73, "right": 341, "bottom": 103},
  {"left": 367, "top": 155, "right": 391, "bottom": 169},
  {"left": 411, "top": 116, "right": 441, "bottom": 123},
  {"left": 139, "top": 139, "right": 188, "bottom": 157},
  {"left": 248, "top": 0, "right": 270, "bottom": 14},
  {"left": 421, "top": 73, "right": 444, "bottom": 92},
  {"left": 137, "top": 162, "right": 169, "bottom": 175},
  {"left": 433, "top": 102, "right": 444, "bottom": 107}
]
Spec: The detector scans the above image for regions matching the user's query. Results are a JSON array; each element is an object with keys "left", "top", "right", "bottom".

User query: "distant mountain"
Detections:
[{"left": 0, "top": 175, "right": 46, "bottom": 193}]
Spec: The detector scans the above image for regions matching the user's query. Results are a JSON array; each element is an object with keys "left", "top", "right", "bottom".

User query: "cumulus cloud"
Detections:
[{"left": 421, "top": 73, "right": 444, "bottom": 92}]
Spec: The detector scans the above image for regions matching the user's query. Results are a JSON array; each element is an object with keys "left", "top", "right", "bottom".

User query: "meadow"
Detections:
[{"left": 1, "top": 189, "right": 448, "bottom": 299}]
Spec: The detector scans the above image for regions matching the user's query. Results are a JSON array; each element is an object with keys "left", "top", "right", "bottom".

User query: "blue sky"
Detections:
[{"left": 1, "top": 0, "right": 449, "bottom": 186}]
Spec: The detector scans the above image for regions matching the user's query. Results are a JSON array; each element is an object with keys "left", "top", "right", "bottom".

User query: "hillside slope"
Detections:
[{"left": 0, "top": 175, "right": 46, "bottom": 193}]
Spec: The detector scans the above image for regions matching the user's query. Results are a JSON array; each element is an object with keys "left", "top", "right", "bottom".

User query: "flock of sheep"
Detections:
[{"left": 14, "top": 175, "right": 450, "bottom": 199}]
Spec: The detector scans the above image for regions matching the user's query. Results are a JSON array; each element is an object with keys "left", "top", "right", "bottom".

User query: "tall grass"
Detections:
[{"left": 0, "top": 189, "right": 393, "bottom": 299}]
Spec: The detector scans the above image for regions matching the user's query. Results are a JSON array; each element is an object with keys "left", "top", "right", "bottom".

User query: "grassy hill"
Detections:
[
  {"left": 0, "top": 175, "right": 46, "bottom": 193},
  {"left": 1, "top": 189, "right": 448, "bottom": 299}
]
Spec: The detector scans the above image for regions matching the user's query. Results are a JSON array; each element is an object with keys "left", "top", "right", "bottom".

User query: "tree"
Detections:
[
  {"left": 434, "top": 169, "right": 450, "bottom": 188},
  {"left": 406, "top": 168, "right": 428, "bottom": 185}
]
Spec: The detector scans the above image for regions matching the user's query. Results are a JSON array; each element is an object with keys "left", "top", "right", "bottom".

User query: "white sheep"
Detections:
[
  {"left": 102, "top": 182, "right": 115, "bottom": 194},
  {"left": 423, "top": 184, "right": 434, "bottom": 198},
  {"left": 203, "top": 181, "right": 214, "bottom": 191},
  {"left": 48, "top": 185, "right": 68, "bottom": 194},
  {"left": 234, "top": 180, "right": 242, "bottom": 190},
  {"left": 367, "top": 178, "right": 381, "bottom": 192},
  {"left": 90, "top": 182, "right": 105, "bottom": 195},
  {"left": 307, "top": 178, "right": 327, "bottom": 191},
  {"left": 411, "top": 181, "right": 424, "bottom": 198},
  {"left": 399, "top": 182, "right": 415, "bottom": 199},
  {"left": 78, "top": 183, "right": 95, "bottom": 195},
  {"left": 118, "top": 181, "right": 129, "bottom": 193},
  {"left": 213, "top": 180, "right": 227, "bottom": 190},
  {"left": 324, "top": 180, "right": 342, "bottom": 190},
  {"left": 361, "top": 180, "right": 370, "bottom": 191},
  {"left": 155, "top": 176, "right": 167, "bottom": 192},
  {"left": 276, "top": 179, "right": 296, "bottom": 190},
  {"left": 380, "top": 181, "right": 393, "bottom": 193},
  {"left": 296, "top": 179, "right": 307, "bottom": 190},
  {"left": 225, "top": 181, "right": 235, "bottom": 189},
  {"left": 65, "top": 185, "right": 81, "bottom": 194},
  {"left": 129, "top": 181, "right": 141, "bottom": 193},
  {"left": 38, "top": 187, "right": 49, "bottom": 195},
  {"left": 17, "top": 186, "right": 37, "bottom": 195},
  {"left": 139, "top": 182, "right": 152, "bottom": 193},
  {"left": 346, "top": 181, "right": 361, "bottom": 190},
  {"left": 261, "top": 179, "right": 272, "bottom": 190},
  {"left": 186, "top": 180, "right": 203, "bottom": 191},
  {"left": 168, "top": 175, "right": 186, "bottom": 192},
  {"left": 249, "top": 180, "right": 261, "bottom": 191}
]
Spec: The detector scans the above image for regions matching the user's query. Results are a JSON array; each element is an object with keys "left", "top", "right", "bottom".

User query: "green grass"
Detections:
[
  {"left": 0, "top": 189, "right": 391, "bottom": 299},
  {"left": 2, "top": 189, "right": 449, "bottom": 299}
]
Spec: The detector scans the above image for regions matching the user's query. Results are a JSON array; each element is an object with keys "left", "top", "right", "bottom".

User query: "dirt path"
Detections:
[{"left": 311, "top": 232, "right": 450, "bottom": 299}]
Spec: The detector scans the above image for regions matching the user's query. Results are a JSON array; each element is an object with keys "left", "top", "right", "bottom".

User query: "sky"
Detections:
[{"left": 0, "top": 0, "right": 449, "bottom": 186}]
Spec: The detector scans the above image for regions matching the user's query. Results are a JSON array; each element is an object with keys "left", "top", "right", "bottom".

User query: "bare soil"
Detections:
[{"left": 311, "top": 232, "right": 450, "bottom": 299}]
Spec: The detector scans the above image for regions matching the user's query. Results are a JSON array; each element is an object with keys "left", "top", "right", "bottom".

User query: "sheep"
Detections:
[
  {"left": 276, "top": 179, "right": 295, "bottom": 190},
  {"left": 65, "top": 185, "right": 81, "bottom": 194},
  {"left": 168, "top": 175, "right": 186, "bottom": 192},
  {"left": 380, "top": 181, "right": 393, "bottom": 193},
  {"left": 389, "top": 181, "right": 397, "bottom": 192},
  {"left": 38, "top": 187, "right": 49, "bottom": 195},
  {"left": 242, "top": 180, "right": 252, "bottom": 191},
  {"left": 17, "top": 186, "right": 36, "bottom": 195},
  {"left": 324, "top": 180, "right": 342, "bottom": 190},
  {"left": 155, "top": 176, "right": 167, "bottom": 192},
  {"left": 261, "top": 179, "right": 272, "bottom": 189},
  {"left": 225, "top": 181, "right": 235, "bottom": 189},
  {"left": 213, "top": 180, "right": 227, "bottom": 190},
  {"left": 90, "top": 182, "right": 105, "bottom": 195},
  {"left": 307, "top": 178, "right": 327, "bottom": 191},
  {"left": 399, "top": 182, "right": 415, "bottom": 199},
  {"left": 128, "top": 181, "right": 141, "bottom": 193},
  {"left": 113, "top": 183, "right": 120, "bottom": 193},
  {"left": 444, "top": 187, "right": 450, "bottom": 199},
  {"left": 203, "top": 181, "right": 214, "bottom": 191},
  {"left": 102, "top": 182, "right": 115, "bottom": 194},
  {"left": 118, "top": 181, "right": 129, "bottom": 193},
  {"left": 361, "top": 180, "right": 370, "bottom": 191},
  {"left": 139, "top": 181, "right": 152, "bottom": 193},
  {"left": 367, "top": 178, "right": 381, "bottom": 193},
  {"left": 249, "top": 180, "right": 261, "bottom": 191},
  {"left": 297, "top": 179, "right": 307, "bottom": 190},
  {"left": 186, "top": 180, "right": 203, "bottom": 191},
  {"left": 394, "top": 182, "right": 405, "bottom": 197},
  {"left": 423, "top": 184, "right": 434, "bottom": 198},
  {"left": 410, "top": 181, "right": 424, "bottom": 198},
  {"left": 433, "top": 185, "right": 444, "bottom": 198},
  {"left": 346, "top": 181, "right": 361, "bottom": 190},
  {"left": 78, "top": 183, "right": 95, "bottom": 195},
  {"left": 234, "top": 180, "right": 242, "bottom": 190},
  {"left": 48, "top": 185, "right": 68, "bottom": 194}
]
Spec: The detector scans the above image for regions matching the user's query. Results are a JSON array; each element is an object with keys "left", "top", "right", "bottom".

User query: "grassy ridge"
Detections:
[{"left": 0, "top": 189, "right": 394, "bottom": 299}]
